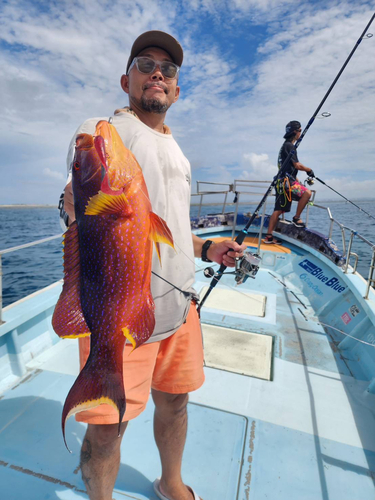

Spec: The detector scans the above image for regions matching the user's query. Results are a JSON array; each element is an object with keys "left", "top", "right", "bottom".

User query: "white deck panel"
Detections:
[
  {"left": 26, "top": 339, "right": 80, "bottom": 376},
  {"left": 199, "top": 286, "right": 266, "bottom": 317},
  {"left": 202, "top": 324, "right": 273, "bottom": 380}
]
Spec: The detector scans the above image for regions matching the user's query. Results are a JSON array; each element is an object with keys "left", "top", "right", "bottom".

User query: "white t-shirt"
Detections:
[{"left": 66, "top": 109, "right": 197, "bottom": 342}]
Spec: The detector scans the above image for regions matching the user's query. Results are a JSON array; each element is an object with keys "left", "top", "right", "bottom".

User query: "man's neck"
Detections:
[{"left": 130, "top": 103, "right": 167, "bottom": 133}]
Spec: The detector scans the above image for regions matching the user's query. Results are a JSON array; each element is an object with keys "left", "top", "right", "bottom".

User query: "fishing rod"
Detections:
[
  {"left": 197, "top": 12, "right": 375, "bottom": 315},
  {"left": 315, "top": 177, "right": 375, "bottom": 220}
]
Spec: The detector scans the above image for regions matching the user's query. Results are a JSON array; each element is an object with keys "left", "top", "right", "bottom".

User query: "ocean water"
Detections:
[{"left": 1, "top": 200, "right": 375, "bottom": 308}]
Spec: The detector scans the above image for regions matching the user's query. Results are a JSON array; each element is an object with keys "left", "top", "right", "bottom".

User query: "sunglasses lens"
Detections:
[
  {"left": 160, "top": 62, "right": 178, "bottom": 78},
  {"left": 135, "top": 57, "right": 178, "bottom": 79},
  {"left": 137, "top": 58, "right": 156, "bottom": 74}
]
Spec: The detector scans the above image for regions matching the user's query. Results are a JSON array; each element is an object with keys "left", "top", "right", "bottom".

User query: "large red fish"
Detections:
[{"left": 52, "top": 121, "right": 174, "bottom": 448}]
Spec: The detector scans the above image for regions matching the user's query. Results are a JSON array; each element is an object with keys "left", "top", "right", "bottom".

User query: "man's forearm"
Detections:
[
  {"left": 192, "top": 233, "right": 210, "bottom": 259},
  {"left": 295, "top": 162, "right": 311, "bottom": 173}
]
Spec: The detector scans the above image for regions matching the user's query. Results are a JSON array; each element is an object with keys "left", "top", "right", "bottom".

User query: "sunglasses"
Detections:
[{"left": 128, "top": 56, "right": 180, "bottom": 79}]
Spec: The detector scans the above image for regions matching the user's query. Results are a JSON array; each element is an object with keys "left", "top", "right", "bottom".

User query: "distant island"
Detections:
[{"left": 0, "top": 205, "right": 57, "bottom": 209}]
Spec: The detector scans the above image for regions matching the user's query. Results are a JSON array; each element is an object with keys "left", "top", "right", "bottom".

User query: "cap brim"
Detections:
[{"left": 126, "top": 30, "right": 183, "bottom": 73}]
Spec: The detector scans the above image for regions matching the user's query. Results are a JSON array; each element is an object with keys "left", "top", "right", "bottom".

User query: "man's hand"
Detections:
[
  {"left": 207, "top": 240, "right": 247, "bottom": 268},
  {"left": 64, "top": 181, "right": 76, "bottom": 224}
]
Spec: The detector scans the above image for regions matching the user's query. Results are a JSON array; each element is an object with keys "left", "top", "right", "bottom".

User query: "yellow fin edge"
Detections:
[
  {"left": 66, "top": 397, "right": 119, "bottom": 421},
  {"left": 61, "top": 332, "right": 91, "bottom": 339},
  {"left": 122, "top": 327, "right": 136, "bottom": 352}
]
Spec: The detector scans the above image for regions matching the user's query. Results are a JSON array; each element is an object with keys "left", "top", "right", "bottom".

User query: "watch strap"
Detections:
[{"left": 201, "top": 240, "right": 214, "bottom": 262}]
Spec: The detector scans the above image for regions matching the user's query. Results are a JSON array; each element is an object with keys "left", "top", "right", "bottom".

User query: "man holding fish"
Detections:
[{"left": 60, "top": 31, "right": 246, "bottom": 500}]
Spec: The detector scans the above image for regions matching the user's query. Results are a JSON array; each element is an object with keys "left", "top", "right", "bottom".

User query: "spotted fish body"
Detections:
[{"left": 52, "top": 121, "right": 174, "bottom": 448}]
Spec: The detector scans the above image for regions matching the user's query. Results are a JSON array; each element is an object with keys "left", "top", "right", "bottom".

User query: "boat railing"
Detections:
[
  {"left": 191, "top": 180, "right": 275, "bottom": 217},
  {"left": 0, "top": 234, "right": 62, "bottom": 325},
  {"left": 308, "top": 202, "right": 375, "bottom": 299},
  {"left": 192, "top": 180, "right": 276, "bottom": 244},
  {"left": 192, "top": 180, "right": 375, "bottom": 299}
]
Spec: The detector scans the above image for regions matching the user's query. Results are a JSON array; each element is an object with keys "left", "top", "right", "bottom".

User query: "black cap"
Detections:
[
  {"left": 284, "top": 120, "right": 301, "bottom": 139},
  {"left": 126, "top": 30, "right": 183, "bottom": 74}
]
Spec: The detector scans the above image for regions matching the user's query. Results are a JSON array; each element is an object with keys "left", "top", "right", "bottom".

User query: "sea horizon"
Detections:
[{"left": 0, "top": 204, "right": 57, "bottom": 209}]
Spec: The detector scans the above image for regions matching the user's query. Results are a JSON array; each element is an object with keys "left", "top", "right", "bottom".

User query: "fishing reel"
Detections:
[
  {"left": 235, "top": 252, "right": 261, "bottom": 284},
  {"left": 305, "top": 175, "right": 315, "bottom": 186},
  {"left": 203, "top": 251, "right": 261, "bottom": 286}
]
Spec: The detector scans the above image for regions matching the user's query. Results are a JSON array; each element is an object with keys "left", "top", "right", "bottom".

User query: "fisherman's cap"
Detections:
[
  {"left": 126, "top": 30, "right": 183, "bottom": 74},
  {"left": 284, "top": 120, "right": 301, "bottom": 138}
]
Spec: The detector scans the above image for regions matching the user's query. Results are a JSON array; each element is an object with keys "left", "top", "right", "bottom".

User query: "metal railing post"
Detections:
[
  {"left": 222, "top": 192, "right": 228, "bottom": 214},
  {"left": 258, "top": 197, "right": 268, "bottom": 253},
  {"left": 305, "top": 191, "right": 315, "bottom": 227},
  {"left": 232, "top": 192, "right": 240, "bottom": 240},
  {"left": 198, "top": 194, "right": 203, "bottom": 217},
  {"left": 365, "top": 248, "right": 375, "bottom": 299},
  {"left": 344, "top": 232, "right": 356, "bottom": 274}
]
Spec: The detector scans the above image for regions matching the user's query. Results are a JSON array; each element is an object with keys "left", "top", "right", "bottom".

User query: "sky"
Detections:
[{"left": 0, "top": 0, "right": 374, "bottom": 207}]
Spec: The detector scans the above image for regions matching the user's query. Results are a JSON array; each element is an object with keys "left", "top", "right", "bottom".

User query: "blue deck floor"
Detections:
[
  {"left": 1, "top": 237, "right": 375, "bottom": 499},
  {"left": 0, "top": 368, "right": 246, "bottom": 500}
]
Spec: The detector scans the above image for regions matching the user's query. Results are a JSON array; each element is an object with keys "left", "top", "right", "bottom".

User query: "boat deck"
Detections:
[{"left": 1, "top": 231, "right": 375, "bottom": 499}]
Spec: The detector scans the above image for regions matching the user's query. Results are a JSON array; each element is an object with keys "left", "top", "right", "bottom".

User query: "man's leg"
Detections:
[
  {"left": 80, "top": 421, "right": 128, "bottom": 500},
  {"left": 267, "top": 210, "right": 284, "bottom": 235},
  {"left": 152, "top": 389, "right": 195, "bottom": 500},
  {"left": 294, "top": 189, "right": 311, "bottom": 220}
]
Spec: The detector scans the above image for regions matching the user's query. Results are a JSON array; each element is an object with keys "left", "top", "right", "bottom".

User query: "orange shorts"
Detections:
[{"left": 75, "top": 303, "right": 205, "bottom": 424}]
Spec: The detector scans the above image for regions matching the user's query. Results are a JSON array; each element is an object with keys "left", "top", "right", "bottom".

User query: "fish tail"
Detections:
[{"left": 62, "top": 347, "right": 125, "bottom": 451}]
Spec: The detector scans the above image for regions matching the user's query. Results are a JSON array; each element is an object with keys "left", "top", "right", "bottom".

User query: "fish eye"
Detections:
[{"left": 73, "top": 161, "right": 80, "bottom": 171}]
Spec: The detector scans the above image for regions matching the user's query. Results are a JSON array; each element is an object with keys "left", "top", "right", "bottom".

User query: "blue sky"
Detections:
[{"left": 0, "top": 0, "right": 374, "bottom": 205}]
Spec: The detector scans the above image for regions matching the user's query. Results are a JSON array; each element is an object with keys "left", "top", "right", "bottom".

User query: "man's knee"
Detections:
[
  {"left": 152, "top": 390, "right": 189, "bottom": 417},
  {"left": 85, "top": 422, "right": 128, "bottom": 452}
]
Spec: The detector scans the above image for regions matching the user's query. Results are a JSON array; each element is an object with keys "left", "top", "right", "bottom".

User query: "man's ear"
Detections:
[
  {"left": 120, "top": 74, "right": 129, "bottom": 94},
  {"left": 173, "top": 85, "right": 180, "bottom": 103}
]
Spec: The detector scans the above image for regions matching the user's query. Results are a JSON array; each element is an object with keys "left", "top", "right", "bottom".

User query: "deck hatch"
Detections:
[
  {"left": 199, "top": 286, "right": 266, "bottom": 317},
  {"left": 202, "top": 324, "right": 273, "bottom": 380}
]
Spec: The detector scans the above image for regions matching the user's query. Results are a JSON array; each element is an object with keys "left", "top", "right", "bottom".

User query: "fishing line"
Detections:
[
  {"left": 137, "top": 184, "right": 200, "bottom": 268},
  {"left": 151, "top": 271, "right": 192, "bottom": 298},
  {"left": 198, "top": 12, "right": 375, "bottom": 314},
  {"left": 318, "top": 322, "right": 375, "bottom": 348},
  {"left": 315, "top": 177, "right": 375, "bottom": 220}
]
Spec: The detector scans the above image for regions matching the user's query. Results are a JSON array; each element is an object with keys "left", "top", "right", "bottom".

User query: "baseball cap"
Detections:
[
  {"left": 126, "top": 30, "right": 183, "bottom": 74},
  {"left": 284, "top": 120, "right": 301, "bottom": 138}
]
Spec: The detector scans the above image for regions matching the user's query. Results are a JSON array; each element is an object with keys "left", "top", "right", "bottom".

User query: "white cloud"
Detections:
[
  {"left": 0, "top": 0, "right": 374, "bottom": 208},
  {"left": 43, "top": 168, "right": 65, "bottom": 181}
]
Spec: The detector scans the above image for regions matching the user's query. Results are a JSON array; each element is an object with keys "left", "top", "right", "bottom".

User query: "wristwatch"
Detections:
[{"left": 201, "top": 240, "right": 214, "bottom": 262}]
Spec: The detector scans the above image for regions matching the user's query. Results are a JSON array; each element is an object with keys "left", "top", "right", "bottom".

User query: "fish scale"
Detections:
[{"left": 52, "top": 121, "right": 174, "bottom": 450}]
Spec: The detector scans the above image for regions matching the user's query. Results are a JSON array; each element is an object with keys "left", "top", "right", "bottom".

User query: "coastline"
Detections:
[{"left": 0, "top": 205, "right": 57, "bottom": 209}]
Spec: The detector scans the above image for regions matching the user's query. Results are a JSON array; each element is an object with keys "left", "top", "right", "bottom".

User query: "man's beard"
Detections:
[{"left": 140, "top": 95, "right": 170, "bottom": 114}]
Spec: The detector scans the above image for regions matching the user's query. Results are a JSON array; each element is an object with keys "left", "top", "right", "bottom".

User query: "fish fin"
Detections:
[
  {"left": 52, "top": 222, "right": 91, "bottom": 338},
  {"left": 122, "top": 327, "right": 136, "bottom": 352},
  {"left": 149, "top": 212, "right": 174, "bottom": 265},
  {"left": 62, "top": 343, "right": 126, "bottom": 451},
  {"left": 85, "top": 191, "right": 133, "bottom": 217},
  {"left": 122, "top": 293, "right": 155, "bottom": 350}
]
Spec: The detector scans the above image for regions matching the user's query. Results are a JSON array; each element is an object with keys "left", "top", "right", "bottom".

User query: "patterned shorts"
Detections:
[
  {"left": 290, "top": 181, "right": 309, "bottom": 198},
  {"left": 274, "top": 179, "right": 308, "bottom": 212}
]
